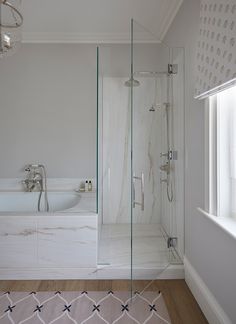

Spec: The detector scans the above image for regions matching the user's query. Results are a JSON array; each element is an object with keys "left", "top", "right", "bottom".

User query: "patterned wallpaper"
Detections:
[{"left": 195, "top": 0, "right": 236, "bottom": 98}]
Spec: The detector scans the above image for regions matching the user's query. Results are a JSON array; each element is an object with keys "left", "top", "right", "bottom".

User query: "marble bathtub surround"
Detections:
[{"left": 0, "top": 214, "right": 98, "bottom": 273}]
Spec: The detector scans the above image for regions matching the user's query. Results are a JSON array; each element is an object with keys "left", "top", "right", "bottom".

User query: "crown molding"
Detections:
[
  {"left": 22, "top": 32, "right": 161, "bottom": 44},
  {"left": 159, "top": 0, "right": 184, "bottom": 40}
]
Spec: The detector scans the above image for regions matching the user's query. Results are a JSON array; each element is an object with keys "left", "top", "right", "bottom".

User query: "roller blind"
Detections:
[{"left": 195, "top": 0, "right": 236, "bottom": 99}]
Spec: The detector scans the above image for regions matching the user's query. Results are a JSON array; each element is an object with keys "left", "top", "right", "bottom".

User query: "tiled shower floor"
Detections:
[{"left": 98, "top": 224, "right": 180, "bottom": 270}]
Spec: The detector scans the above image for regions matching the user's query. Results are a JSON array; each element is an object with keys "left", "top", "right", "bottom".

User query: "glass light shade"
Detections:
[{"left": 0, "top": 27, "right": 22, "bottom": 58}]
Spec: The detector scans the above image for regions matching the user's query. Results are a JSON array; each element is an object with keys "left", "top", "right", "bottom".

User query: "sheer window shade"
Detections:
[{"left": 195, "top": 0, "right": 236, "bottom": 99}]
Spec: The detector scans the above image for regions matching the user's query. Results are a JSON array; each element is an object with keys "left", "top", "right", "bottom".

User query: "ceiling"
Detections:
[{"left": 20, "top": 0, "right": 183, "bottom": 43}]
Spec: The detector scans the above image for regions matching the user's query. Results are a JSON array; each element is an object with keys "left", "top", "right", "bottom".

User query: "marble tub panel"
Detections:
[
  {"left": 37, "top": 216, "right": 97, "bottom": 268},
  {"left": 0, "top": 217, "right": 37, "bottom": 267}
]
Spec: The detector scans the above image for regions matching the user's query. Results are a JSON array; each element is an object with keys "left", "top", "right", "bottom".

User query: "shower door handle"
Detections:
[
  {"left": 132, "top": 173, "right": 136, "bottom": 208},
  {"left": 133, "top": 172, "right": 144, "bottom": 211},
  {"left": 141, "top": 172, "right": 144, "bottom": 211}
]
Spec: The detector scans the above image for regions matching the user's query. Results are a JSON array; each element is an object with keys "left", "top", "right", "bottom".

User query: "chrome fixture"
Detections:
[
  {"left": 149, "top": 105, "right": 156, "bottom": 112},
  {"left": 22, "top": 164, "right": 49, "bottom": 212},
  {"left": 167, "top": 237, "right": 178, "bottom": 249},
  {"left": 125, "top": 65, "right": 178, "bottom": 89},
  {"left": 149, "top": 77, "right": 161, "bottom": 112},
  {"left": 124, "top": 77, "right": 140, "bottom": 87},
  {"left": 22, "top": 169, "right": 43, "bottom": 192},
  {"left": 159, "top": 163, "right": 171, "bottom": 174},
  {"left": 160, "top": 150, "right": 178, "bottom": 161},
  {"left": 160, "top": 103, "right": 174, "bottom": 202},
  {"left": 134, "top": 71, "right": 168, "bottom": 76},
  {"left": 160, "top": 152, "right": 169, "bottom": 158},
  {"left": 0, "top": 0, "right": 23, "bottom": 58},
  {"left": 167, "top": 64, "right": 178, "bottom": 75},
  {"left": 132, "top": 172, "right": 144, "bottom": 211},
  {"left": 160, "top": 178, "right": 167, "bottom": 184},
  {"left": 168, "top": 150, "right": 178, "bottom": 161},
  {"left": 133, "top": 66, "right": 178, "bottom": 77}
]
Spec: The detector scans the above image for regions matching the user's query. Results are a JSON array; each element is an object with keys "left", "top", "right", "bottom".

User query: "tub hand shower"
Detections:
[{"left": 22, "top": 164, "right": 49, "bottom": 212}]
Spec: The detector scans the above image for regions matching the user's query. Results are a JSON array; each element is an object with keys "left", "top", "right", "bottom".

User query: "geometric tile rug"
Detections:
[{"left": 0, "top": 291, "right": 171, "bottom": 324}]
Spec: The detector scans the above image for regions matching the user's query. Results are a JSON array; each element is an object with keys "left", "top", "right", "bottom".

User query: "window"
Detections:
[{"left": 208, "top": 85, "right": 236, "bottom": 219}]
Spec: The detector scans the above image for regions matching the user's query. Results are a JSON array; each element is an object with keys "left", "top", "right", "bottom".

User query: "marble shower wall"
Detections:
[
  {"left": 102, "top": 76, "right": 166, "bottom": 224},
  {"left": 102, "top": 77, "right": 131, "bottom": 224}
]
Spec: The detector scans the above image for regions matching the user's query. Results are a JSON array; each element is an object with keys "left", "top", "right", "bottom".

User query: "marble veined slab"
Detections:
[
  {"left": 102, "top": 76, "right": 166, "bottom": 224},
  {"left": 98, "top": 224, "right": 174, "bottom": 269},
  {"left": 38, "top": 216, "right": 97, "bottom": 267},
  {"left": 0, "top": 214, "right": 97, "bottom": 272},
  {"left": 0, "top": 217, "right": 37, "bottom": 268}
]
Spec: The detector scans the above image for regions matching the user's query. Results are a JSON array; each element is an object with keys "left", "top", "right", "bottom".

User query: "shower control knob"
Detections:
[
  {"left": 160, "top": 152, "right": 168, "bottom": 158},
  {"left": 160, "top": 179, "right": 167, "bottom": 184}
]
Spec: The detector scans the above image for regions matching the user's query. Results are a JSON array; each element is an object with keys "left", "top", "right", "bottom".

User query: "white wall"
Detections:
[
  {"left": 164, "top": 0, "right": 236, "bottom": 322},
  {"left": 0, "top": 44, "right": 97, "bottom": 178}
]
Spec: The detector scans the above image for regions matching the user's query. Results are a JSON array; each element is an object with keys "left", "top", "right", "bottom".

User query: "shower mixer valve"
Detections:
[
  {"left": 160, "top": 152, "right": 169, "bottom": 158},
  {"left": 160, "top": 150, "right": 178, "bottom": 161},
  {"left": 21, "top": 164, "right": 49, "bottom": 212},
  {"left": 22, "top": 165, "right": 43, "bottom": 192}
]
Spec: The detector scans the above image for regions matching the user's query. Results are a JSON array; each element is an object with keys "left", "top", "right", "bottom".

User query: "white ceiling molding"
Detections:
[
  {"left": 21, "top": 0, "right": 183, "bottom": 44},
  {"left": 159, "top": 0, "right": 184, "bottom": 41},
  {"left": 22, "top": 32, "right": 161, "bottom": 44}
]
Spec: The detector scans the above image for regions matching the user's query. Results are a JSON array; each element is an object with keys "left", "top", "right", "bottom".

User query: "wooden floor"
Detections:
[{"left": 0, "top": 280, "right": 208, "bottom": 324}]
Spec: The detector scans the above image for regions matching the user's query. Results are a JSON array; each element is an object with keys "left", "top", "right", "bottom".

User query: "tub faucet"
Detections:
[
  {"left": 22, "top": 166, "right": 43, "bottom": 192},
  {"left": 22, "top": 164, "right": 49, "bottom": 212}
]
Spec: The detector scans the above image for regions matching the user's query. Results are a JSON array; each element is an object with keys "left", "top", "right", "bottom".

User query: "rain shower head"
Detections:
[{"left": 124, "top": 77, "right": 140, "bottom": 87}]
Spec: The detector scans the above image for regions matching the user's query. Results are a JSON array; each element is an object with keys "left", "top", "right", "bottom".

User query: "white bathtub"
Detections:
[
  {"left": 0, "top": 191, "right": 98, "bottom": 279},
  {"left": 0, "top": 191, "right": 96, "bottom": 213}
]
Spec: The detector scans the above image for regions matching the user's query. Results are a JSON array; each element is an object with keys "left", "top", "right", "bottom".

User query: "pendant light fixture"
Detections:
[{"left": 0, "top": 0, "right": 23, "bottom": 58}]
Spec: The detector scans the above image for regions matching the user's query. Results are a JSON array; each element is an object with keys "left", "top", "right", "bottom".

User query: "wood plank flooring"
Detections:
[{"left": 0, "top": 280, "right": 208, "bottom": 324}]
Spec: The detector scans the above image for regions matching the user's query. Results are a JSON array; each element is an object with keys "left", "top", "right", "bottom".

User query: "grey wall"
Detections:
[
  {"left": 164, "top": 0, "right": 236, "bottom": 322},
  {"left": 0, "top": 44, "right": 97, "bottom": 178},
  {"left": 0, "top": 43, "right": 168, "bottom": 179}
]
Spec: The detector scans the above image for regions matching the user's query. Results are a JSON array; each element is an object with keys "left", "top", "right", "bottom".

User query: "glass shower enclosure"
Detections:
[{"left": 97, "top": 19, "right": 184, "bottom": 294}]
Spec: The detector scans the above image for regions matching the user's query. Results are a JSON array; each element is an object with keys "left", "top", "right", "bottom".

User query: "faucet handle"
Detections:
[
  {"left": 160, "top": 178, "right": 168, "bottom": 184},
  {"left": 24, "top": 164, "right": 42, "bottom": 172},
  {"left": 160, "top": 152, "right": 168, "bottom": 158}
]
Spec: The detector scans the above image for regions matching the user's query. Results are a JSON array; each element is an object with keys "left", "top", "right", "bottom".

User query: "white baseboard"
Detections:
[{"left": 184, "top": 257, "right": 232, "bottom": 324}]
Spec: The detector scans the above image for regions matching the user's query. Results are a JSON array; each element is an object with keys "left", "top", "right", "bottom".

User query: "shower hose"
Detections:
[{"left": 37, "top": 165, "right": 49, "bottom": 212}]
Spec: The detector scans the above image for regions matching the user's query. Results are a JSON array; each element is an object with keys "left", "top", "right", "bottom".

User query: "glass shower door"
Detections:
[{"left": 130, "top": 19, "right": 175, "bottom": 293}]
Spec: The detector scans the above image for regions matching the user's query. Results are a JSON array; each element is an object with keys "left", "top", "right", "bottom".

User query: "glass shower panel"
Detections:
[
  {"left": 164, "top": 46, "right": 185, "bottom": 263},
  {"left": 96, "top": 29, "right": 184, "bottom": 292},
  {"left": 131, "top": 20, "right": 176, "bottom": 293},
  {"left": 97, "top": 45, "right": 132, "bottom": 281}
]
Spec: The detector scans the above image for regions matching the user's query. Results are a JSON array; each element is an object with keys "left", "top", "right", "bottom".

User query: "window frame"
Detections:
[
  {"left": 205, "top": 96, "right": 217, "bottom": 216},
  {"left": 206, "top": 86, "right": 236, "bottom": 219}
]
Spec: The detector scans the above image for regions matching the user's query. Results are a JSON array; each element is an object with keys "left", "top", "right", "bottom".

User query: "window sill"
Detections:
[{"left": 197, "top": 208, "right": 236, "bottom": 241}]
